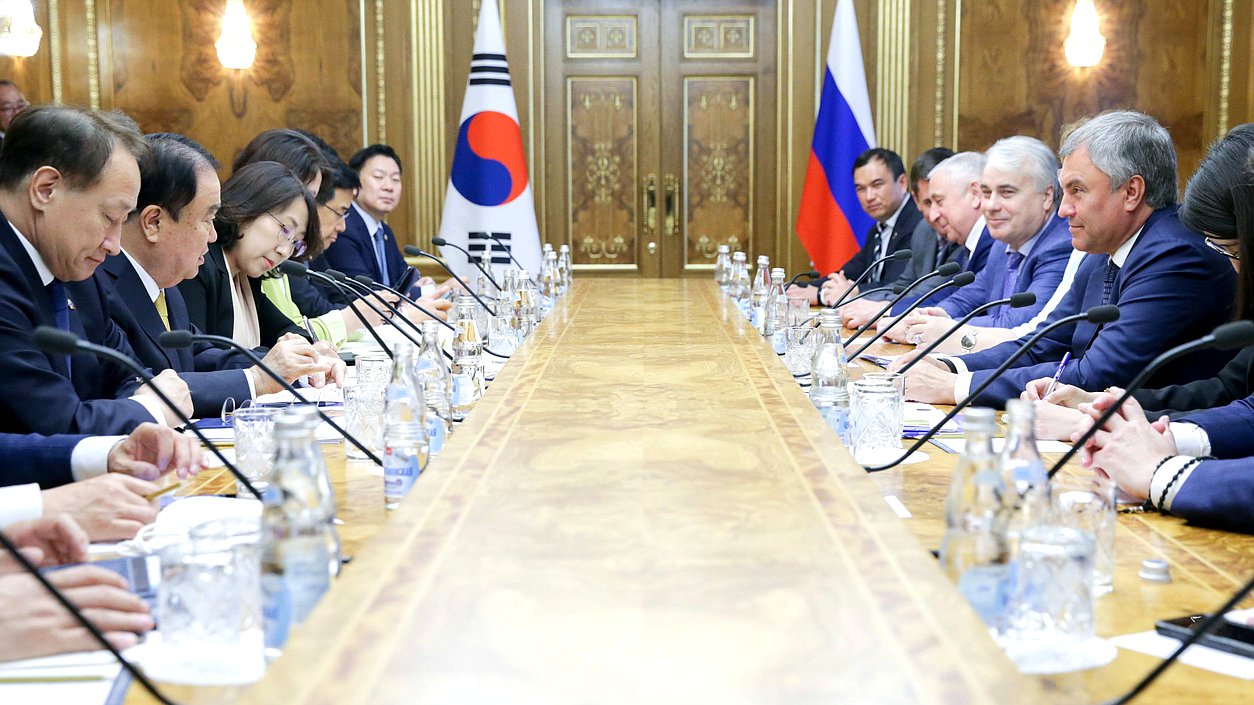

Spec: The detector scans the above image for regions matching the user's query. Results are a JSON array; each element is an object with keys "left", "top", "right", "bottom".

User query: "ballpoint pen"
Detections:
[
  {"left": 302, "top": 315, "right": 317, "bottom": 340},
  {"left": 1043, "top": 351, "right": 1072, "bottom": 398}
]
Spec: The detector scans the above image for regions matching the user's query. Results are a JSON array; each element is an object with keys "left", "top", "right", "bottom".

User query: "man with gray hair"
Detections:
[
  {"left": 890, "top": 136, "right": 1079, "bottom": 353},
  {"left": 903, "top": 110, "right": 1237, "bottom": 407}
]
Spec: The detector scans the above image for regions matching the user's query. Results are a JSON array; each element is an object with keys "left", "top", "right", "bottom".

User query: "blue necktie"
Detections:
[
  {"left": 373, "top": 226, "right": 390, "bottom": 285},
  {"left": 1101, "top": 260, "right": 1119, "bottom": 304},
  {"left": 47, "top": 280, "right": 71, "bottom": 375},
  {"left": 993, "top": 251, "right": 1026, "bottom": 327}
]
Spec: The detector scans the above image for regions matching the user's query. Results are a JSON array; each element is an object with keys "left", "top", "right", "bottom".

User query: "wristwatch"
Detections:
[{"left": 959, "top": 329, "right": 979, "bottom": 354}]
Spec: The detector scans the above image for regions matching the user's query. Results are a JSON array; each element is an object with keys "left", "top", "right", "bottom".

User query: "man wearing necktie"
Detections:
[
  {"left": 892, "top": 136, "right": 1078, "bottom": 353},
  {"left": 813, "top": 148, "right": 921, "bottom": 308},
  {"left": 901, "top": 111, "right": 1238, "bottom": 407},
  {"left": 315, "top": 144, "right": 416, "bottom": 296},
  {"left": 0, "top": 105, "right": 194, "bottom": 436}
]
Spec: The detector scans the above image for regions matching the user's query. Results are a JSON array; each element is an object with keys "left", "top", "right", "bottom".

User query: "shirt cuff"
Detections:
[
  {"left": 1150, "top": 455, "right": 1201, "bottom": 512},
  {"left": 954, "top": 372, "right": 974, "bottom": 404},
  {"left": 0, "top": 483, "right": 43, "bottom": 527},
  {"left": 70, "top": 435, "right": 125, "bottom": 482},
  {"left": 243, "top": 368, "right": 258, "bottom": 399},
  {"left": 1169, "top": 422, "right": 1211, "bottom": 457},
  {"left": 129, "top": 395, "right": 170, "bottom": 426}
]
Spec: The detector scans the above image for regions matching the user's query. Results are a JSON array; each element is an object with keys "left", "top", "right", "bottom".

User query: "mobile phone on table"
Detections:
[
  {"left": 1155, "top": 613, "right": 1254, "bottom": 659},
  {"left": 394, "top": 266, "right": 419, "bottom": 296}
]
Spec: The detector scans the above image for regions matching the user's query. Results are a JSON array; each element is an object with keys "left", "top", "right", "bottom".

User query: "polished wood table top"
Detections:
[{"left": 130, "top": 280, "right": 1252, "bottom": 704}]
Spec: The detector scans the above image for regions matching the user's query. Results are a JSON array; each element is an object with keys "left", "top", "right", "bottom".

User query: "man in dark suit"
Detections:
[
  {"left": 891, "top": 136, "right": 1079, "bottom": 352},
  {"left": 314, "top": 143, "right": 413, "bottom": 292},
  {"left": 0, "top": 106, "right": 193, "bottom": 435},
  {"left": 810, "top": 148, "right": 920, "bottom": 310},
  {"left": 101, "top": 134, "right": 333, "bottom": 419},
  {"left": 903, "top": 111, "right": 1237, "bottom": 407},
  {"left": 840, "top": 151, "right": 992, "bottom": 328}
]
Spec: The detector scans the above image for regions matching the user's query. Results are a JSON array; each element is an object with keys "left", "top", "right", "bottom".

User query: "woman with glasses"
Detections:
[
  {"left": 1028, "top": 124, "right": 1254, "bottom": 438},
  {"left": 179, "top": 161, "right": 323, "bottom": 349}
]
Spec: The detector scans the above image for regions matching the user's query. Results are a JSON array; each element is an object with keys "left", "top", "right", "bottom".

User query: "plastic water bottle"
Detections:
[
  {"left": 714, "top": 244, "right": 732, "bottom": 291},
  {"left": 749, "top": 255, "right": 770, "bottom": 332},
  {"left": 763, "top": 267, "right": 789, "bottom": 353},
  {"left": 729, "top": 251, "right": 751, "bottom": 312},
  {"left": 383, "top": 342, "right": 429, "bottom": 509},
  {"left": 261, "top": 414, "right": 332, "bottom": 646},
  {"left": 557, "top": 244, "right": 573, "bottom": 294},
  {"left": 808, "top": 308, "right": 850, "bottom": 442},
  {"left": 939, "top": 408, "right": 1010, "bottom": 628}
]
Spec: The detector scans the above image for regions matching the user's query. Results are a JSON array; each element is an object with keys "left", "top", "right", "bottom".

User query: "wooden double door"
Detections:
[{"left": 544, "top": 0, "right": 778, "bottom": 277}]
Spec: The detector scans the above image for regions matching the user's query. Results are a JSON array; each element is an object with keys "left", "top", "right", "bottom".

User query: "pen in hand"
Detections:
[{"left": 1043, "top": 351, "right": 1072, "bottom": 398}]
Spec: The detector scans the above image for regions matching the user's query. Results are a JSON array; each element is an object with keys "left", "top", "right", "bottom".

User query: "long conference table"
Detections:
[{"left": 129, "top": 279, "right": 1253, "bottom": 704}]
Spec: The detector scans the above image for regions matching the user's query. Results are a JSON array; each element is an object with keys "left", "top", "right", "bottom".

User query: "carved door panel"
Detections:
[
  {"left": 545, "top": 0, "right": 776, "bottom": 277},
  {"left": 658, "top": 0, "right": 777, "bottom": 277}
]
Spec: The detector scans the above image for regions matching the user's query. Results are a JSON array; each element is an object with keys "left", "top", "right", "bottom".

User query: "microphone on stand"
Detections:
[
  {"left": 1046, "top": 319, "right": 1254, "bottom": 479},
  {"left": 898, "top": 292, "right": 1037, "bottom": 373},
  {"left": 432, "top": 236, "right": 502, "bottom": 290},
  {"left": 279, "top": 262, "right": 394, "bottom": 358},
  {"left": 31, "top": 327, "right": 261, "bottom": 500},
  {"left": 848, "top": 270, "right": 976, "bottom": 360},
  {"left": 861, "top": 305, "right": 1121, "bottom": 472},
  {"left": 347, "top": 274, "right": 456, "bottom": 332},
  {"left": 844, "top": 262, "right": 963, "bottom": 347},
  {"left": 0, "top": 532, "right": 183, "bottom": 705},
  {"left": 480, "top": 232, "right": 537, "bottom": 281},
  {"left": 838, "top": 283, "right": 906, "bottom": 306},
  {"left": 160, "top": 331, "right": 385, "bottom": 466},
  {"left": 829, "top": 249, "right": 914, "bottom": 308},
  {"left": 404, "top": 245, "right": 496, "bottom": 314},
  {"left": 787, "top": 270, "right": 821, "bottom": 288}
]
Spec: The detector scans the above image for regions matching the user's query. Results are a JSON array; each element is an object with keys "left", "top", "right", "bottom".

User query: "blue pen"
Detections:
[{"left": 1043, "top": 351, "right": 1072, "bottom": 398}]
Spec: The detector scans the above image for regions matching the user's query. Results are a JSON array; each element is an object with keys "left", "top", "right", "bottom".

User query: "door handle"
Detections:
[
  {"left": 663, "top": 174, "right": 679, "bottom": 237},
  {"left": 642, "top": 174, "right": 657, "bottom": 236}
]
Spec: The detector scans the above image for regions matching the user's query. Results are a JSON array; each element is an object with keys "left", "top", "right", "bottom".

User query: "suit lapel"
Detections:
[{"left": 104, "top": 256, "right": 180, "bottom": 369}]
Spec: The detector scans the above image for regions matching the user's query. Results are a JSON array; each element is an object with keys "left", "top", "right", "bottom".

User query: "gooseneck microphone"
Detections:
[
  {"left": 787, "top": 270, "right": 821, "bottom": 288},
  {"left": 0, "top": 532, "right": 183, "bottom": 705},
  {"left": 898, "top": 291, "right": 1038, "bottom": 373},
  {"left": 31, "top": 327, "right": 261, "bottom": 500},
  {"left": 1046, "top": 319, "right": 1254, "bottom": 479},
  {"left": 862, "top": 305, "right": 1121, "bottom": 472},
  {"left": 838, "top": 283, "right": 906, "bottom": 306},
  {"left": 1101, "top": 572, "right": 1254, "bottom": 705},
  {"left": 404, "top": 245, "right": 495, "bottom": 313},
  {"left": 844, "top": 261, "right": 963, "bottom": 347},
  {"left": 829, "top": 249, "right": 913, "bottom": 308},
  {"left": 161, "top": 331, "right": 384, "bottom": 466},
  {"left": 432, "top": 236, "right": 502, "bottom": 291},
  {"left": 480, "top": 232, "right": 536, "bottom": 281},
  {"left": 279, "top": 261, "right": 394, "bottom": 358},
  {"left": 848, "top": 270, "right": 976, "bottom": 360},
  {"left": 345, "top": 273, "right": 509, "bottom": 360},
  {"left": 346, "top": 273, "right": 456, "bottom": 332}
]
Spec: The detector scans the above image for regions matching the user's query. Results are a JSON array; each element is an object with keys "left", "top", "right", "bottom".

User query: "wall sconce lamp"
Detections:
[
  {"left": 1064, "top": 0, "right": 1105, "bottom": 68},
  {"left": 216, "top": 0, "right": 256, "bottom": 69},
  {"left": 0, "top": 0, "right": 43, "bottom": 58}
]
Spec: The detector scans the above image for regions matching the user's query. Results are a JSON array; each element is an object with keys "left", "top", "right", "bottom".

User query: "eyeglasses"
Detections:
[
  {"left": 266, "top": 211, "right": 307, "bottom": 258},
  {"left": 1203, "top": 237, "right": 1240, "bottom": 261},
  {"left": 320, "top": 202, "right": 350, "bottom": 224},
  {"left": 0, "top": 101, "right": 29, "bottom": 116}
]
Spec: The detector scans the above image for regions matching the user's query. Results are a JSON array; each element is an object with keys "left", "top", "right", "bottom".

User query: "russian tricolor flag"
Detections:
[{"left": 796, "top": 0, "right": 877, "bottom": 276}]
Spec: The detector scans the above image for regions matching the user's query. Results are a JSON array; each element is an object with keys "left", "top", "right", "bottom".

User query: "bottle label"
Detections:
[
  {"left": 284, "top": 537, "right": 331, "bottom": 624},
  {"left": 957, "top": 564, "right": 1009, "bottom": 627},
  {"left": 384, "top": 450, "right": 422, "bottom": 502},
  {"left": 426, "top": 415, "right": 446, "bottom": 456},
  {"left": 771, "top": 329, "right": 787, "bottom": 355},
  {"left": 261, "top": 573, "right": 292, "bottom": 650}
]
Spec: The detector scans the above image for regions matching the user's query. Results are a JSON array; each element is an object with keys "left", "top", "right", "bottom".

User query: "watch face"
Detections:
[{"left": 961, "top": 333, "right": 976, "bottom": 350}]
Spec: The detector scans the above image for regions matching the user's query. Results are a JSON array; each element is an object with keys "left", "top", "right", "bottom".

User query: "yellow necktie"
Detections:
[{"left": 154, "top": 290, "right": 170, "bottom": 331}]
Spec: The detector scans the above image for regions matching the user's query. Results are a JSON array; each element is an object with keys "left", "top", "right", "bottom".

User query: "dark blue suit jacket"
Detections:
[
  {"left": 1169, "top": 459, "right": 1254, "bottom": 533},
  {"left": 890, "top": 223, "right": 995, "bottom": 314},
  {"left": 0, "top": 212, "right": 156, "bottom": 435},
  {"left": 97, "top": 255, "right": 252, "bottom": 419},
  {"left": 177, "top": 243, "right": 309, "bottom": 348},
  {"left": 938, "top": 216, "right": 1072, "bottom": 328},
  {"left": 838, "top": 198, "right": 923, "bottom": 290},
  {"left": 0, "top": 432, "right": 86, "bottom": 488},
  {"left": 314, "top": 205, "right": 408, "bottom": 290},
  {"left": 958, "top": 207, "right": 1237, "bottom": 407}
]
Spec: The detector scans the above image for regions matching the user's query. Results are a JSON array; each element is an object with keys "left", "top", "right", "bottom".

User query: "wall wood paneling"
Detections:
[{"left": 0, "top": 1, "right": 1251, "bottom": 275}]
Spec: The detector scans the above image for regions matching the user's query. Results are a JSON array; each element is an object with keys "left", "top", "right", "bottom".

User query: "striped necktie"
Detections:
[{"left": 1101, "top": 260, "right": 1119, "bottom": 304}]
